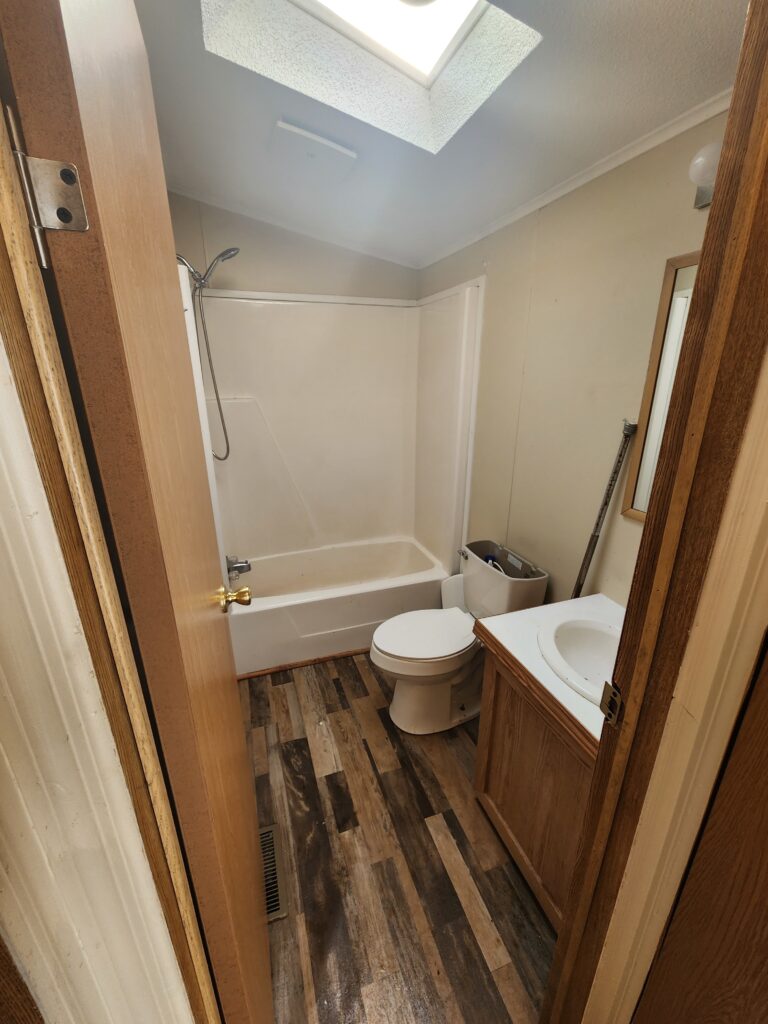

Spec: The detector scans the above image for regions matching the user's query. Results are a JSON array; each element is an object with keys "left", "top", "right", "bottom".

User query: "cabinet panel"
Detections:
[{"left": 475, "top": 646, "right": 598, "bottom": 929}]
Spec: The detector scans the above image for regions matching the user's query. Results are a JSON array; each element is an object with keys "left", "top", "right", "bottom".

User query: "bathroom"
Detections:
[
  {"left": 147, "top": 0, "right": 747, "bottom": 1014},
  {"left": 0, "top": 1, "right": 765, "bottom": 1023}
]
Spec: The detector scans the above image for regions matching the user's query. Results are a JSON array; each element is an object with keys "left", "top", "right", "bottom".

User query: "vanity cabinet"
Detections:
[{"left": 473, "top": 621, "right": 598, "bottom": 930}]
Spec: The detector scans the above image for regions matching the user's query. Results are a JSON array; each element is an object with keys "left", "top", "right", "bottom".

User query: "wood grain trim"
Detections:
[
  {"left": 621, "top": 251, "right": 701, "bottom": 520},
  {"left": 0, "top": 115, "right": 219, "bottom": 1024},
  {"left": 474, "top": 621, "right": 599, "bottom": 765},
  {"left": 477, "top": 793, "right": 563, "bottom": 930},
  {"left": 542, "top": 2, "right": 768, "bottom": 1019},
  {"left": 238, "top": 647, "right": 369, "bottom": 680},
  {"left": 0, "top": 935, "right": 44, "bottom": 1024}
]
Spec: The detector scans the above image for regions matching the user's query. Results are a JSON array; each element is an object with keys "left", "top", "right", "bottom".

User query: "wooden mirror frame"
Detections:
[{"left": 622, "top": 250, "right": 701, "bottom": 521}]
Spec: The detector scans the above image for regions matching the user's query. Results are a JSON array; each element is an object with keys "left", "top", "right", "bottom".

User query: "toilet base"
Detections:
[{"left": 387, "top": 654, "right": 483, "bottom": 735}]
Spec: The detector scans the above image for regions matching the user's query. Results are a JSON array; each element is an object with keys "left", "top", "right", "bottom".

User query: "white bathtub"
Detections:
[{"left": 229, "top": 537, "right": 446, "bottom": 674}]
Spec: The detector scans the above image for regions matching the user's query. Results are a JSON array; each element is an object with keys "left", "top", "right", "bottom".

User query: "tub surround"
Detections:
[{"left": 472, "top": 595, "right": 624, "bottom": 927}]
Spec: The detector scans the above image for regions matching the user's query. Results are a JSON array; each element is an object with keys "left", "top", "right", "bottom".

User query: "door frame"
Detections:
[
  {"left": 0, "top": 2, "right": 272, "bottom": 1020},
  {"left": 542, "top": 0, "right": 768, "bottom": 1018},
  {"left": 0, "top": 84, "right": 220, "bottom": 1024}
]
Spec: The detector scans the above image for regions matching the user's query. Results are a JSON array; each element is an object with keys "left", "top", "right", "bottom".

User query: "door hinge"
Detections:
[
  {"left": 600, "top": 680, "right": 623, "bottom": 726},
  {"left": 5, "top": 105, "right": 88, "bottom": 269}
]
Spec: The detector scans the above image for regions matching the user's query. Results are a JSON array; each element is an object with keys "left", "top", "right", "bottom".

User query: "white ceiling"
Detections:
[{"left": 136, "top": 0, "right": 748, "bottom": 268}]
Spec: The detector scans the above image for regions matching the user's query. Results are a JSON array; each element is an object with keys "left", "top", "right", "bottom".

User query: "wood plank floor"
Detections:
[{"left": 239, "top": 653, "right": 555, "bottom": 1024}]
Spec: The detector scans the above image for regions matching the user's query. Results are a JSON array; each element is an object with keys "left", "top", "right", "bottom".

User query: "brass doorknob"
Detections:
[{"left": 217, "top": 585, "right": 252, "bottom": 612}]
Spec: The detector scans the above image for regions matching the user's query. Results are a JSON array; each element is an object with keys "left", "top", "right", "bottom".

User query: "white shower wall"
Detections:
[{"left": 196, "top": 285, "right": 481, "bottom": 577}]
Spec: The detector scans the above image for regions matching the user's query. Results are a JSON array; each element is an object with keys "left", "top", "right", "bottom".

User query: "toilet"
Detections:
[{"left": 371, "top": 541, "right": 549, "bottom": 734}]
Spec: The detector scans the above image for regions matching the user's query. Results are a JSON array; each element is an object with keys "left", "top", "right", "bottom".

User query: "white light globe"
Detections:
[{"left": 688, "top": 142, "right": 722, "bottom": 187}]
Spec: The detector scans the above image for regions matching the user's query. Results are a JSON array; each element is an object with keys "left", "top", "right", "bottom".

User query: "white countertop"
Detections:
[{"left": 478, "top": 593, "right": 625, "bottom": 740}]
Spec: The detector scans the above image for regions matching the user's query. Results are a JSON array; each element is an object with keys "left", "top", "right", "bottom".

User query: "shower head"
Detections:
[
  {"left": 200, "top": 247, "right": 240, "bottom": 288},
  {"left": 176, "top": 247, "right": 240, "bottom": 289},
  {"left": 176, "top": 252, "right": 203, "bottom": 285}
]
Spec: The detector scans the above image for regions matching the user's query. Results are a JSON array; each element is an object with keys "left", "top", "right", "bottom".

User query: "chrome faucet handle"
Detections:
[{"left": 226, "top": 555, "right": 252, "bottom": 575}]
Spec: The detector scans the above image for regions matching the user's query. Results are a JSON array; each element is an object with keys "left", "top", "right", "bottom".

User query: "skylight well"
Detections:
[
  {"left": 290, "top": 0, "right": 487, "bottom": 84},
  {"left": 201, "top": 0, "right": 541, "bottom": 153}
]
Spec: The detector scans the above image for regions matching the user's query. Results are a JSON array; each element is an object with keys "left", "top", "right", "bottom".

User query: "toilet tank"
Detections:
[{"left": 461, "top": 540, "right": 548, "bottom": 619}]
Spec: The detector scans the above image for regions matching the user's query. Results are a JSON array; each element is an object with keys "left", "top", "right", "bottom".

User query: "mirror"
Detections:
[{"left": 623, "top": 252, "right": 700, "bottom": 519}]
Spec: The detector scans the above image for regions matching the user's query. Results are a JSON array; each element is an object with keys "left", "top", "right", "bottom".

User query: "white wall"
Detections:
[
  {"left": 0, "top": 341, "right": 193, "bottom": 1024},
  {"left": 419, "top": 113, "right": 726, "bottom": 603},
  {"left": 170, "top": 192, "right": 420, "bottom": 299}
]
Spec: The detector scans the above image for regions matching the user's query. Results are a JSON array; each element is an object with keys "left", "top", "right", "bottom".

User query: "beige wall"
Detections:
[
  {"left": 169, "top": 192, "right": 420, "bottom": 299},
  {"left": 420, "top": 114, "right": 726, "bottom": 603}
]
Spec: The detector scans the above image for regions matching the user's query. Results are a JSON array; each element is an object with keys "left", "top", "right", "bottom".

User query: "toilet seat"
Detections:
[{"left": 372, "top": 607, "right": 479, "bottom": 678}]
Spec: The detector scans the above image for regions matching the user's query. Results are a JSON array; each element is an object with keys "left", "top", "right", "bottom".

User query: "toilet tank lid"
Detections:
[{"left": 373, "top": 607, "right": 476, "bottom": 660}]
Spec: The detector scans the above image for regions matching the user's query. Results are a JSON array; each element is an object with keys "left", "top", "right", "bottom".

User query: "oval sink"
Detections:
[{"left": 537, "top": 618, "right": 621, "bottom": 705}]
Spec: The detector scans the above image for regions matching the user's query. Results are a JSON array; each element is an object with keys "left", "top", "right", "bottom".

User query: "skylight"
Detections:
[
  {"left": 202, "top": 0, "right": 541, "bottom": 154},
  {"left": 290, "top": 0, "right": 487, "bottom": 84}
]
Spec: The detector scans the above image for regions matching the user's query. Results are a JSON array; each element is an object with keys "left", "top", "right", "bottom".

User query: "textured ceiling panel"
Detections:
[{"left": 202, "top": 0, "right": 540, "bottom": 152}]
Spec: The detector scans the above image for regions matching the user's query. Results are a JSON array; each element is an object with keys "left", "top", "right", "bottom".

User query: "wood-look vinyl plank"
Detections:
[
  {"left": 246, "top": 654, "right": 554, "bottom": 1024},
  {"left": 281, "top": 738, "right": 365, "bottom": 1024},
  {"left": 296, "top": 912, "right": 320, "bottom": 1024},
  {"left": 329, "top": 709, "right": 398, "bottom": 863},
  {"left": 378, "top": 768, "right": 462, "bottom": 932},
  {"left": 426, "top": 813, "right": 511, "bottom": 973},
  {"left": 377, "top": 709, "right": 451, "bottom": 816},
  {"left": 420, "top": 731, "right": 509, "bottom": 871},
  {"left": 373, "top": 857, "right": 446, "bottom": 1024},
  {"left": 254, "top": 772, "right": 274, "bottom": 828},
  {"left": 338, "top": 827, "right": 398, "bottom": 984},
  {"left": 444, "top": 810, "right": 555, "bottom": 1007},
  {"left": 311, "top": 661, "right": 344, "bottom": 714},
  {"left": 316, "top": 775, "right": 372, "bottom": 989},
  {"left": 284, "top": 680, "right": 307, "bottom": 740},
  {"left": 323, "top": 770, "right": 358, "bottom": 834},
  {"left": 462, "top": 716, "right": 480, "bottom": 744},
  {"left": 352, "top": 654, "right": 389, "bottom": 710},
  {"left": 434, "top": 915, "right": 512, "bottom": 1024},
  {"left": 361, "top": 653, "right": 394, "bottom": 702},
  {"left": 269, "top": 669, "right": 293, "bottom": 686},
  {"left": 293, "top": 666, "right": 342, "bottom": 778},
  {"left": 351, "top": 696, "right": 400, "bottom": 775},
  {"left": 251, "top": 725, "right": 269, "bottom": 777},
  {"left": 238, "top": 678, "right": 251, "bottom": 732},
  {"left": 269, "top": 914, "right": 307, "bottom": 1024},
  {"left": 361, "top": 971, "right": 417, "bottom": 1024},
  {"left": 443, "top": 723, "right": 479, "bottom": 783},
  {"left": 334, "top": 656, "right": 369, "bottom": 702},
  {"left": 493, "top": 961, "right": 539, "bottom": 1024},
  {"left": 332, "top": 677, "right": 351, "bottom": 710},
  {"left": 269, "top": 684, "right": 294, "bottom": 743},
  {"left": 248, "top": 675, "right": 271, "bottom": 728},
  {"left": 266, "top": 723, "right": 302, "bottom": 918},
  {"left": 390, "top": 849, "right": 461, "bottom": 1015}
]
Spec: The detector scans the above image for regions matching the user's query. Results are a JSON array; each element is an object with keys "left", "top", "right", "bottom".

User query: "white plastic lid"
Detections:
[{"left": 373, "top": 607, "right": 476, "bottom": 661}]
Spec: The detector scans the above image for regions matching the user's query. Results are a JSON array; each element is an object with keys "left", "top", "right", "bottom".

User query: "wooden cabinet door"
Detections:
[
  {"left": 633, "top": 645, "right": 768, "bottom": 1022},
  {"left": 0, "top": 3, "right": 272, "bottom": 1022},
  {"left": 475, "top": 643, "right": 597, "bottom": 929}
]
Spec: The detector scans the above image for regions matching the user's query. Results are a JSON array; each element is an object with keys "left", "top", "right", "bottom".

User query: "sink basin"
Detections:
[{"left": 537, "top": 618, "right": 621, "bottom": 705}]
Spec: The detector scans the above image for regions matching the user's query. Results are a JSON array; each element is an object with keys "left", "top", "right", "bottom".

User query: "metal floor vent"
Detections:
[{"left": 260, "top": 826, "right": 287, "bottom": 922}]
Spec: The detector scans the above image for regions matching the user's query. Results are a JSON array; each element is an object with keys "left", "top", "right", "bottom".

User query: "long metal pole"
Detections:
[{"left": 571, "top": 420, "right": 638, "bottom": 599}]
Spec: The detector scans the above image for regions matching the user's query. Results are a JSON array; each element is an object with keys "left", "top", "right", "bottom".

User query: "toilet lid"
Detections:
[{"left": 373, "top": 607, "right": 476, "bottom": 661}]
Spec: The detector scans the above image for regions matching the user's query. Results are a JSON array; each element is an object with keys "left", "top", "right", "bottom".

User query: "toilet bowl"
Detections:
[{"left": 371, "top": 541, "right": 548, "bottom": 734}]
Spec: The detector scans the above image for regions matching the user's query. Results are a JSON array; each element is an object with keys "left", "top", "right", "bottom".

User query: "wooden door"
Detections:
[
  {"left": 633, "top": 642, "right": 768, "bottom": 1022},
  {"left": 0, "top": 3, "right": 272, "bottom": 1022},
  {"left": 542, "top": 0, "right": 768, "bottom": 1017}
]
